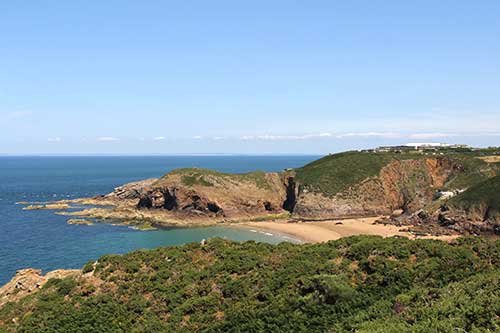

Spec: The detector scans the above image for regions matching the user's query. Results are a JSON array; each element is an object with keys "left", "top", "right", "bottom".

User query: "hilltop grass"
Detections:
[
  {"left": 153, "top": 148, "right": 500, "bottom": 197},
  {"left": 294, "top": 151, "right": 414, "bottom": 196},
  {"left": 164, "top": 168, "right": 273, "bottom": 190},
  {"left": 2, "top": 236, "right": 500, "bottom": 332},
  {"left": 294, "top": 151, "right": 499, "bottom": 197},
  {"left": 449, "top": 175, "right": 500, "bottom": 215},
  {"left": 444, "top": 155, "right": 496, "bottom": 190},
  {"left": 155, "top": 150, "right": 499, "bottom": 198}
]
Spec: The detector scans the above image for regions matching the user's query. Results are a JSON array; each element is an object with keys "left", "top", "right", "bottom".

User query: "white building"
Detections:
[{"left": 404, "top": 143, "right": 469, "bottom": 150}]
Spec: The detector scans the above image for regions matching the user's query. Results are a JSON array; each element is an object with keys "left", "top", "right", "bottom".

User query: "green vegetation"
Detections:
[
  {"left": 154, "top": 150, "right": 499, "bottom": 199},
  {"left": 294, "top": 150, "right": 499, "bottom": 197},
  {"left": 165, "top": 168, "right": 273, "bottom": 189},
  {"left": 238, "top": 170, "right": 272, "bottom": 189},
  {"left": 181, "top": 174, "right": 215, "bottom": 187},
  {"left": 444, "top": 155, "right": 497, "bottom": 190},
  {"left": 294, "top": 151, "right": 394, "bottom": 196},
  {"left": 2, "top": 236, "right": 500, "bottom": 332},
  {"left": 449, "top": 175, "right": 500, "bottom": 216}
]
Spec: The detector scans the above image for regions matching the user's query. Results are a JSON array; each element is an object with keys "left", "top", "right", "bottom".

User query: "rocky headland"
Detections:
[{"left": 23, "top": 149, "right": 500, "bottom": 238}]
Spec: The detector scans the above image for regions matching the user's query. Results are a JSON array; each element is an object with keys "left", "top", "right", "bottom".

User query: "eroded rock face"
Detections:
[
  {"left": 437, "top": 205, "right": 500, "bottom": 235},
  {"left": 282, "top": 177, "right": 297, "bottom": 213},
  {"left": 106, "top": 178, "right": 158, "bottom": 200},
  {"left": 130, "top": 171, "right": 288, "bottom": 219},
  {"left": 293, "top": 158, "right": 460, "bottom": 219},
  {"left": 0, "top": 269, "right": 80, "bottom": 308},
  {"left": 137, "top": 187, "right": 223, "bottom": 217},
  {"left": 60, "top": 157, "right": 494, "bottom": 232},
  {"left": 377, "top": 158, "right": 458, "bottom": 212},
  {"left": 99, "top": 158, "right": 465, "bottom": 222}
]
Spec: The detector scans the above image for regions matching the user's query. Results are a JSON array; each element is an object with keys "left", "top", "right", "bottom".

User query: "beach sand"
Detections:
[{"left": 239, "top": 217, "right": 457, "bottom": 243}]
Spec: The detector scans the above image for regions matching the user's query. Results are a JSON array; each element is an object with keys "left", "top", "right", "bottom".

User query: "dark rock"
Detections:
[
  {"left": 438, "top": 213, "right": 455, "bottom": 226},
  {"left": 282, "top": 177, "right": 297, "bottom": 213}
]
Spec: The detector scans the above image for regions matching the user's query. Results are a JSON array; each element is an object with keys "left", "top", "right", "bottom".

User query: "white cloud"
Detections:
[
  {"left": 47, "top": 137, "right": 61, "bottom": 142},
  {"left": 240, "top": 133, "right": 335, "bottom": 141},
  {"left": 257, "top": 135, "right": 297, "bottom": 140},
  {"left": 5, "top": 111, "right": 32, "bottom": 120},
  {"left": 96, "top": 136, "right": 120, "bottom": 142},
  {"left": 236, "top": 130, "right": 500, "bottom": 142},
  {"left": 153, "top": 136, "right": 166, "bottom": 141},
  {"left": 242, "top": 132, "right": 401, "bottom": 140},
  {"left": 192, "top": 136, "right": 203, "bottom": 139},
  {"left": 213, "top": 136, "right": 226, "bottom": 140},
  {"left": 335, "top": 132, "right": 400, "bottom": 139},
  {"left": 409, "top": 132, "right": 458, "bottom": 139}
]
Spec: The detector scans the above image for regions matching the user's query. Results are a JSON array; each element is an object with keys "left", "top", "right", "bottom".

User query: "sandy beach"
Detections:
[{"left": 239, "top": 217, "right": 457, "bottom": 243}]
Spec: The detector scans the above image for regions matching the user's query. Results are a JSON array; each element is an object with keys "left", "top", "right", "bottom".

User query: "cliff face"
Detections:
[
  {"left": 100, "top": 157, "right": 465, "bottom": 222},
  {"left": 436, "top": 175, "right": 500, "bottom": 234},
  {"left": 99, "top": 169, "right": 289, "bottom": 221},
  {"left": 56, "top": 151, "right": 498, "bottom": 233},
  {"left": 137, "top": 170, "right": 287, "bottom": 219},
  {"left": 293, "top": 157, "right": 460, "bottom": 219}
]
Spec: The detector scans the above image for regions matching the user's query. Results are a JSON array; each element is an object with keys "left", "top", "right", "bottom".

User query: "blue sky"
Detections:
[{"left": 1, "top": 1, "right": 499, "bottom": 154}]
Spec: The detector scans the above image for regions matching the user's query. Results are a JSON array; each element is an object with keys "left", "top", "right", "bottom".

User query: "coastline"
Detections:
[
  {"left": 17, "top": 197, "right": 459, "bottom": 243},
  {"left": 235, "top": 217, "right": 459, "bottom": 243}
]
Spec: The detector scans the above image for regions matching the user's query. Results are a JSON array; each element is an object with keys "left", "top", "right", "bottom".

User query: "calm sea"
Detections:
[{"left": 0, "top": 155, "right": 319, "bottom": 285}]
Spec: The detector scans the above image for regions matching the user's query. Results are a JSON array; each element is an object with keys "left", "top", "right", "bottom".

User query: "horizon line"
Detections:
[{"left": 0, "top": 152, "right": 325, "bottom": 157}]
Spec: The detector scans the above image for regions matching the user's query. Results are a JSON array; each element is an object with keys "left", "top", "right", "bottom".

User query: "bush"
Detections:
[{"left": 2, "top": 236, "right": 500, "bottom": 332}]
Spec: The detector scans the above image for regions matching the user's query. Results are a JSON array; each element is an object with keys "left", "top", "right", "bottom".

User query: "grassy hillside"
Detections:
[
  {"left": 444, "top": 154, "right": 497, "bottom": 190},
  {"left": 158, "top": 168, "right": 273, "bottom": 190},
  {"left": 294, "top": 150, "right": 497, "bottom": 197},
  {"left": 2, "top": 236, "right": 500, "bottom": 332},
  {"left": 152, "top": 150, "right": 499, "bottom": 198},
  {"left": 294, "top": 151, "right": 394, "bottom": 196},
  {"left": 449, "top": 175, "right": 500, "bottom": 216}
]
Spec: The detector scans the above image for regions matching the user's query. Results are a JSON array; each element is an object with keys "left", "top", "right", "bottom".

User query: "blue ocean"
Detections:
[{"left": 0, "top": 155, "right": 318, "bottom": 285}]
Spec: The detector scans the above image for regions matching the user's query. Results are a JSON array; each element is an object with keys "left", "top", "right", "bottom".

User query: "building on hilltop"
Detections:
[
  {"left": 368, "top": 143, "right": 471, "bottom": 153},
  {"left": 404, "top": 143, "right": 469, "bottom": 149}
]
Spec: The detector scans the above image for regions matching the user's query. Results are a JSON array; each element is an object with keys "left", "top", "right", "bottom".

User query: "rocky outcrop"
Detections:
[
  {"left": 105, "top": 178, "right": 158, "bottom": 200},
  {"left": 282, "top": 176, "right": 298, "bottom": 213},
  {"left": 22, "top": 203, "right": 71, "bottom": 210},
  {"left": 293, "top": 158, "right": 459, "bottom": 219},
  {"left": 375, "top": 202, "right": 500, "bottom": 237},
  {"left": 40, "top": 155, "right": 497, "bottom": 234},
  {"left": 137, "top": 187, "right": 224, "bottom": 217},
  {"left": 0, "top": 269, "right": 80, "bottom": 308},
  {"left": 133, "top": 170, "right": 287, "bottom": 219}
]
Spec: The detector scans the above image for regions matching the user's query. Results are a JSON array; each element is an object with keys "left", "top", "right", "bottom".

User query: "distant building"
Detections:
[
  {"left": 404, "top": 143, "right": 469, "bottom": 149},
  {"left": 405, "top": 142, "right": 450, "bottom": 149},
  {"left": 370, "top": 143, "right": 470, "bottom": 153},
  {"left": 375, "top": 145, "right": 414, "bottom": 152}
]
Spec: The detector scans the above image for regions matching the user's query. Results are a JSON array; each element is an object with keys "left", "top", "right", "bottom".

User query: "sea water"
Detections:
[{"left": 0, "top": 155, "right": 318, "bottom": 285}]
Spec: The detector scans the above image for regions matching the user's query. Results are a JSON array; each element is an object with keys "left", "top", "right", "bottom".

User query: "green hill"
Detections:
[
  {"left": 294, "top": 151, "right": 395, "bottom": 196},
  {"left": 449, "top": 175, "right": 500, "bottom": 217},
  {"left": 2, "top": 236, "right": 500, "bottom": 332},
  {"left": 294, "top": 150, "right": 497, "bottom": 197}
]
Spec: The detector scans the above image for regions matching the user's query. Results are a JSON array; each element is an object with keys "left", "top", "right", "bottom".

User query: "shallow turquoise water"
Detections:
[{"left": 0, "top": 155, "right": 319, "bottom": 284}]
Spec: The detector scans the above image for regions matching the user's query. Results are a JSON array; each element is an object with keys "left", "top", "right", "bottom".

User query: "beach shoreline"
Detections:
[{"left": 235, "top": 217, "right": 458, "bottom": 243}]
